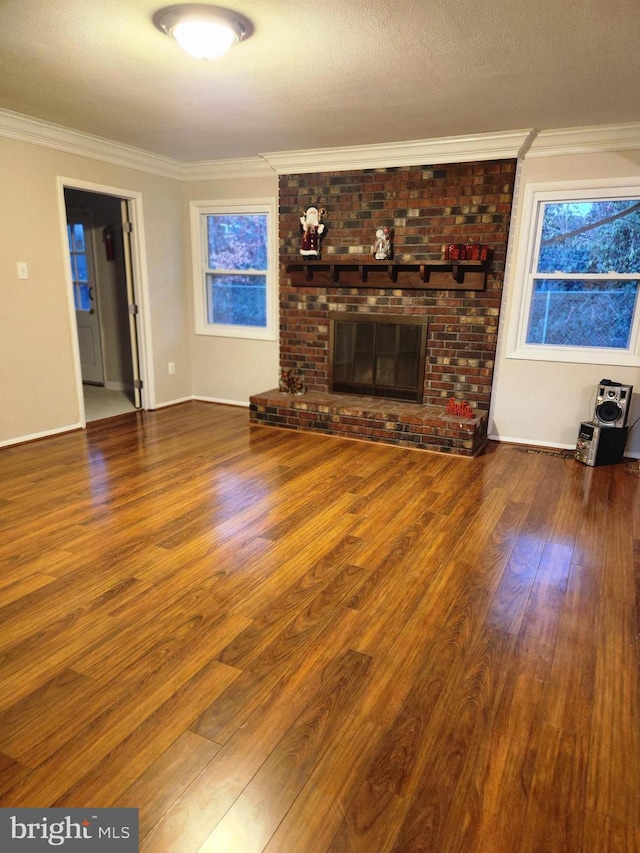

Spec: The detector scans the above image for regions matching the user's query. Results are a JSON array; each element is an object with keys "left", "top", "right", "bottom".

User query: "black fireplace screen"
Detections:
[{"left": 329, "top": 312, "right": 428, "bottom": 403}]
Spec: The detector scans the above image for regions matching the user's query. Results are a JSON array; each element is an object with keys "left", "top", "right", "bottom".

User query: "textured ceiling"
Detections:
[{"left": 1, "top": 0, "right": 640, "bottom": 162}]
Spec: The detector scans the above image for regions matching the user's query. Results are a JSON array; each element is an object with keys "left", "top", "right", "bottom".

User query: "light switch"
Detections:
[{"left": 17, "top": 262, "right": 28, "bottom": 280}]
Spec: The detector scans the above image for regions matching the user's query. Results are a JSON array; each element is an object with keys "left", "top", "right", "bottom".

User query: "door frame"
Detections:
[{"left": 57, "top": 177, "right": 155, "bottom": 425}]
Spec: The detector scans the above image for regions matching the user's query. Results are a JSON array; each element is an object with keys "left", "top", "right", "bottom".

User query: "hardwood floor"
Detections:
[{"left": 0, "top": 401, "right": 638, "bottom": 852}]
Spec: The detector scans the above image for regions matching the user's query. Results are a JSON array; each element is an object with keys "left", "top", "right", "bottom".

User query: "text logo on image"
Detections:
[{"left": 0, "top": 808, "right": 138, "bottom": 851}]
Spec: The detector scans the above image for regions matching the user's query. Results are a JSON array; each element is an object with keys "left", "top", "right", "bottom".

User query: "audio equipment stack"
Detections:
[{"left": 575, "top": 380, "right": 633, "bottom": 467}]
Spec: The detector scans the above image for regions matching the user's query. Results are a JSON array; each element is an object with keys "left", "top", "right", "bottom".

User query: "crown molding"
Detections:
[
  {"left": 4, "top": 105, "right": 640, "bottom": 182},
  {"left": 0, "top": 108, "right": 276, "bottom": 181},
  {"left": 181, "top": 156, "right": 275, "bottom": 182},
  {"left": 526, "top": 122, "right": 640, "bottom": 158},
  {"left": 260, "top": 129, "right": 534, "bottom": 175},
  {"left": 0, "top": 108, "right": 183, "bottom": 180},
  {"left": 0, "top": 109, "right": 533, "bottom": 180}
]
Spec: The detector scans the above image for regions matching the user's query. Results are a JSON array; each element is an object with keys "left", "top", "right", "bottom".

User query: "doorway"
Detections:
[
  {"left": 66, "top": 206, "right": 105, "bottom": 385},
  {"left": 63, "top": 186, "right": 146, "bottom": 422}
]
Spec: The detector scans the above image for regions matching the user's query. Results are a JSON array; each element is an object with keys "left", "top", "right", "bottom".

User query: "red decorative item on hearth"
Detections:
[{"left": 446, "top": 398, "right": 475, "bottom": 419}]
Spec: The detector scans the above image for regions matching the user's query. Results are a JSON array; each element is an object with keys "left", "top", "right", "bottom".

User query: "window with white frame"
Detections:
[
  {"left": 508, "top": 181, "right": 640, "bottom": 366},
  {"left": 191, "top": 199, "right": 277, "bottom": 340}
]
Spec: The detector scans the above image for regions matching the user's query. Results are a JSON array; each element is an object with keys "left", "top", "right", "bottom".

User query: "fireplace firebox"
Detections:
[{"left": 329, "top": 312, "right": 428, "bottom": 403}]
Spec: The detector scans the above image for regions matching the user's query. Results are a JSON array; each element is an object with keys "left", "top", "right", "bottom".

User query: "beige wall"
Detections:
[
  {"left": 0, "top": 135, "right": 279, "bottom": 447},
  {"left": 5, "top": 127, "right": 639, "bottom": 456},
  {"left": 0, "top": 135, "right": 189, "bottom": 445},
  {"left": 184, "top": 175, "right": 280, "bottom": 405},
  {"left": 492, "top": 148, "right": 640, "bottom": 456}
]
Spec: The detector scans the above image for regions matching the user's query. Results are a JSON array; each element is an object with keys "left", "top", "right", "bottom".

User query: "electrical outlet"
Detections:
[{"left": 168, "top": 362, "right": 175, "bottom": 375}]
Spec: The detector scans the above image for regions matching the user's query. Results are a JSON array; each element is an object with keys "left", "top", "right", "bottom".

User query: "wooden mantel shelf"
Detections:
[{"left": 284, "top": 260, "right": 490, "bottom": 291}]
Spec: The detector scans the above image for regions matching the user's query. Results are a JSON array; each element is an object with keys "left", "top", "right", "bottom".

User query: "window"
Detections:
[
  {"left": 68, "top": 222, "right": 91, "bottom": 311},
  {"left": 191, "top": 198, "right": 277, "bottom": 340},
  {"left": 508, "top": 181, "right": 640, "bottom": 366}
]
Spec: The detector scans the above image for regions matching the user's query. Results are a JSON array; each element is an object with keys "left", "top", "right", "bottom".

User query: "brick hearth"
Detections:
[{"left": 249, "top": 389, "right": 488, "bottom": 457}]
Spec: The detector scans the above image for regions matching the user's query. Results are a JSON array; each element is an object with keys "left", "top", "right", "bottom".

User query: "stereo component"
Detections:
[
  {"left": 575, "top": 421, "right": 628, "bottom": 467},
  {"left": 593, "top": 381, "right": 633, "bottom": 428}
]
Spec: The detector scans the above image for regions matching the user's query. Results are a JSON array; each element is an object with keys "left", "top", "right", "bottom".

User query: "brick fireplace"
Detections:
[{"left": 249, "top": 159, "right": 516, "bottom": 455}]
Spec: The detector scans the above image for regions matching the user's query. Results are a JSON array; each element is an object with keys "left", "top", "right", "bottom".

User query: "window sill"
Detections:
[
  {"left": 195, "top": 326, "right": 276, "bottom": 342},
  {"left": 506, "top": 344, "right": 640, "bottom": 367}
]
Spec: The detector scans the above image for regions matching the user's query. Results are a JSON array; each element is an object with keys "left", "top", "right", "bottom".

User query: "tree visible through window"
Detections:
[
  {"left": 205, "top": 213, "right": 268, "bottom": 329},
  {"left": 526, "top": 198, "right": 640, "bottom": 349}
]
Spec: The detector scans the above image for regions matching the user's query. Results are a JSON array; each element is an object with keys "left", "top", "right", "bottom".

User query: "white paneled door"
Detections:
[{"left": 68, "top": 215, "right": 104, "bottom": 385}]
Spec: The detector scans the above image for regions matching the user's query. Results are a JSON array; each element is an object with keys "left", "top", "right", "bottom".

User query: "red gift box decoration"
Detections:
[
  {"left": 444, "top": 243, "right": 490, "bottom": 261},
  {"left": 444, "top": 243, "right": 464, "bottom": 260}
]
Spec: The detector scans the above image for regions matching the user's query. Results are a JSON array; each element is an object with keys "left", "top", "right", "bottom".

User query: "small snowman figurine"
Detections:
[{"left": 374, "top": 226, "right": 392, "bottom": 260}]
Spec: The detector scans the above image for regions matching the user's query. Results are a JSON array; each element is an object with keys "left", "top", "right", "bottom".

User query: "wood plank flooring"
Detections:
[{"left": 0, "top": 401, "right": 638, "bottom": 852}]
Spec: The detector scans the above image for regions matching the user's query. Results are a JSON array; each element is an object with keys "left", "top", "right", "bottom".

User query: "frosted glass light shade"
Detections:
[
  {"left": 154, "top": 5, "right": 251, "bottom": 60},
  {"left": 172, "top": 19, "right": 237, "bottom": 59}
]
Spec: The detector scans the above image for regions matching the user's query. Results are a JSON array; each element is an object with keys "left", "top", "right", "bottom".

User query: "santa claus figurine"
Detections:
[{"left": 300, "top": 207, "right": 326, "bottom": 257}]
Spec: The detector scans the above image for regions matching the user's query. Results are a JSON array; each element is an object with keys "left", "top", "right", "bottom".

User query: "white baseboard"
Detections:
[
  {"left": 152, "top": 395, "right": 194, "bottom": 409},
  {"left": 192, "top": 395, "right": 249, "bottom": 408},
  {"left": 0, "top": 421, "right": 82, "bottom": 448},
  {"left": 489, "top": 432, "right": 640, "bottom": 459},
  {"left": 488, "top": 433, "right": 575, "bottom": 450},
  {"left": 153, "top": 395, "right": 250, "bottom": 410}
]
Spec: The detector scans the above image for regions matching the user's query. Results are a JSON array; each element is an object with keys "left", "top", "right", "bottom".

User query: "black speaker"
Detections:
[
  {"left": 593, "top": 381, "right": 633, "bottom": 428},
  {"left": 576, "top": 422, "right": 628, "bottom": 466}
]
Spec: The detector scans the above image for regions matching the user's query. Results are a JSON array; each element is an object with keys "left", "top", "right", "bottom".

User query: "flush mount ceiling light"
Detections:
[{"left": 153, "top": 4, "right": 252, "bottom": 60}]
